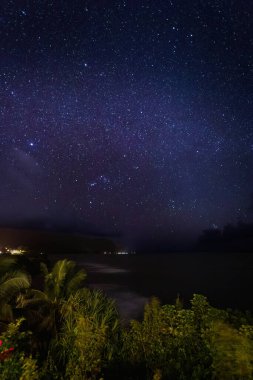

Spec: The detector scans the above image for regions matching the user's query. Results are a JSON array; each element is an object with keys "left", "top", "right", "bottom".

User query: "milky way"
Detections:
[{"left": 0, "top": 1, "right": 252, "bottom": 248}]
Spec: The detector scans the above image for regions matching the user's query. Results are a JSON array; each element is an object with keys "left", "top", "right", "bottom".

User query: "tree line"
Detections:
[{"left": 197, "top": 222, "right": 253, "bottom": 252}]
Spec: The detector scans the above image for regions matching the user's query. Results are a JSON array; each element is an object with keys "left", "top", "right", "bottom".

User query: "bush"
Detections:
[
  {"left": 0, "top": 319, "right": 39, "bottom": 380},
  {"left": 1, "top": 258, "right": 253, "bottom": 380},
  {"left": 46, "top": 289, "right": 120, "bottom": 379},
  {"left": 121, "top": 295, "right": 253, "bottom": 380}
]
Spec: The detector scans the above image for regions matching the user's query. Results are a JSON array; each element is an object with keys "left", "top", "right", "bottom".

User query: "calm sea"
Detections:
[{"left": 52, "top": 252, "right": 253, "bottom": 321}]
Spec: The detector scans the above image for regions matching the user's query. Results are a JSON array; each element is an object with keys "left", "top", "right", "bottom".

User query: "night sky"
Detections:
[{"left": 0, "top": 1, "right": 252, "bottom": 249}]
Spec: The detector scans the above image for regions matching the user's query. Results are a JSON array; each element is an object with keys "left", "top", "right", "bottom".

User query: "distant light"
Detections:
[{"left": 10, "top": 249, "right": 25, "bottom": 255}]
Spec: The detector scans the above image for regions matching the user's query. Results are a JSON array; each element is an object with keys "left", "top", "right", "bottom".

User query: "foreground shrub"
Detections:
[
  {"left": 0, "top": 319, "right": 38, "bottom": 380},
  {"left": 121, "top": 295, "right": 253, "bottom": 380},
  {"left": 46, "top": 289, "right": 120, "bottom": 379},
  {"left": 1, "top": 258, "right": 253, "bottom": 380},
  {"left": 207, "top": 321, "right": 253, "bottom": 379}
]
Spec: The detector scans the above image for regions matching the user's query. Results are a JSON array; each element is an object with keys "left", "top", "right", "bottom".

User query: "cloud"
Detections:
[{"left": 6, "top": 148, "right": 41, "bottom": 190}]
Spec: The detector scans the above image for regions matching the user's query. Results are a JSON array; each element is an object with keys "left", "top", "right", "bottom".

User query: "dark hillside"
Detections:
[{"left": 0, "top": 228, "right": 117, "bottom": 254}]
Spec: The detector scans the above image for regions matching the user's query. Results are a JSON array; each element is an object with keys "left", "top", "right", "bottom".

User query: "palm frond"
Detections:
[
  {"left": 0, "top": 303, "right": 13, "bottom": 322},
  {"left": 40, "top": 262, "right": 49, "bottom": 277},
  {"left": 0, "top": 271, "right": 31, "bottom": 302},
  {"left": 0, "top": 257, "right": 17, "bottom": 276},
  {"left": 53, "top": 260, "right": 74, "bottom": 283},
  {"left": 66, "top": 269, "right": 86, "bottom": 297},
  {"left": 18, "top": 289, "right": 49, "bottom": 308}
]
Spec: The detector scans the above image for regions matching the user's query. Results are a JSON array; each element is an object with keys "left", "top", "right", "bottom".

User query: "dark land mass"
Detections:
[
  {"left": 0, "top": 227, "right": 118, "bottom": 254},
  {"left": 197, "top": 222, "right": 253, "bottom": 252}
]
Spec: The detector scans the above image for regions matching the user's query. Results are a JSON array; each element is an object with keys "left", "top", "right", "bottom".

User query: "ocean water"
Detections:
[{"left": 52, "top": 252, "right": 253, "bottom": 320}]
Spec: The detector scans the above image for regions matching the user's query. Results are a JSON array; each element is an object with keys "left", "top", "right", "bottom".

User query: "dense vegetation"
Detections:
[{"left": 0, "top": 256, "right": 253, "bottom": 379}]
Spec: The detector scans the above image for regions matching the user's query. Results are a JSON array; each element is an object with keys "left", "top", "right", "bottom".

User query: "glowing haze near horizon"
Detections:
[{"left": 0, "top": 1, "right": 252, "bottom": 249}]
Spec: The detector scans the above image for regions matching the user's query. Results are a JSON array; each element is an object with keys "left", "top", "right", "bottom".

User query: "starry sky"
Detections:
[{"left": 0, "top": 0, "right": 252, "bottom": 249}]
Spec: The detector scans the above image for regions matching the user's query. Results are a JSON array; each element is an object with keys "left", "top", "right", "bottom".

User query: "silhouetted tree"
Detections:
[{"left": 198, "top": 222, "right": 253, "bottom": 252}]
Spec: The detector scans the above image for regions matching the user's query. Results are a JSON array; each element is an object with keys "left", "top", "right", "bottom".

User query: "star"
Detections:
[{"left": 0, "top": 0, "right": 251, "bottom": 250}]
